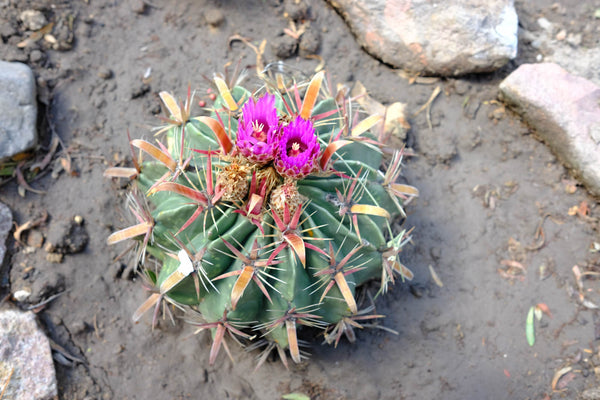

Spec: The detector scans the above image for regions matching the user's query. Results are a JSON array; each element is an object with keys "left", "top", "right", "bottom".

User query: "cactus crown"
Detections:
[{"left": 106, "top": 67, "right": 417, "bottom": 367}]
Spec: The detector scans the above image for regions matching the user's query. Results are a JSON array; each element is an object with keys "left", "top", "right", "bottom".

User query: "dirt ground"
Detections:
[{"left": 2, "top": 0, "right": 600, "bottom": 399}]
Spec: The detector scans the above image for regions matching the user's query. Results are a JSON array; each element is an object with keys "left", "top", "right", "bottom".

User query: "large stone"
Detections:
[
  {"left": 499, "top": 63, "right": 600, "bottom": 196},
  {"left": 0, "top": 309, "right": 57, "bottom": 400},
  {"left": 0, "top": 202, "right": 10, "bottom": 266},
  {"left": 327, "top": 0, "right": 518, "bottom": 76},
  {"left": 0, "top": 61, "right": 38, "bottom": 159}
]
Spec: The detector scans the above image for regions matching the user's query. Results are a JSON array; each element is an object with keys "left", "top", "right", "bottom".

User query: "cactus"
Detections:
[{"left": 105, "top": 68, "right": 417, "bottom": 367}]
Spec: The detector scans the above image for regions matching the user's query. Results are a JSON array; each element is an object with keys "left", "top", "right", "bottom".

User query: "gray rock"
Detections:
[
  {"left": 0, "top": 202, "right": 10, "bottom": 266},
  {"left": 19, "top": 10, "right": 48, "bottom": 31},
  {"left": 499, "top": 63, "right": 600, "bottom": 196},
  {"left": 547, "top": 45, "right": 600, "bottom": 87},
  {"left": 0, "top": 61, "right": 38, "bottom": 159},
  {"left": 326, "top": 0, "right": 518, "bottom": 76},
  {"left": 0, "top": 309, "right": 57, "bottom": 400},
  {"left": 0, "top": 18, "right": 17, "bottom": 38}
]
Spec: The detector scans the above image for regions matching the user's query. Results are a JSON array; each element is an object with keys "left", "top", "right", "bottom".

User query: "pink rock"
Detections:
[
  {"left": 326, "top": 0, "right": 518, "bottom": 76},
  {"left": 0, "top": 309, "right": 57, "bottom": 400},
  {"left": 499, "top": 63, "right": 600, "bottom": 196}
]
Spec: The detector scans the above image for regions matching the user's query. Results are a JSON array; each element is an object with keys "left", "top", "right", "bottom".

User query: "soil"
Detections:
[{"left": 1, "top": 0, "right": 600, "bottom": 399}]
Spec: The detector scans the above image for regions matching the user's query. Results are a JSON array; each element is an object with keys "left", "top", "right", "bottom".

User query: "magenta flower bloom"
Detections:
[
  {"left": 236, "top": 94, "right": 279, "bottom": 164},
  {"left": 275, "top": 116, "right": 320, "bottom": 179}
]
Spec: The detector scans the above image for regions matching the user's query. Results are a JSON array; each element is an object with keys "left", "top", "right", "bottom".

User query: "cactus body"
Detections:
[{"left": 107, "top": 71, "right": 416, "bottom": 365}]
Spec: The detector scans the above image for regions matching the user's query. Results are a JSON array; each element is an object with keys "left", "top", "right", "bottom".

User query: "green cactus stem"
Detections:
[{"left": 105, "top": 68, "right": 418, "bottom": 367}]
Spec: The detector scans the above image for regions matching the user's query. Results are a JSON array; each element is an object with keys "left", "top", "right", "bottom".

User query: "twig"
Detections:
[
  {"left": 526, "top": 213, "right": 550, "bottom": 251},
  {"left": 49, "top": 339, "right": 86, "bottom": 364},
  {"left": 93, "top": 313, "right": 101, "bottom": 339},
  {"left": 227, "top": 34, "right": 266, "bottom": 76},
  {"left": 13, "top": 210, "right": 48, "bottom": 245},
  {"left": 27, "top": 291, "right": 66, "bottom": 312},
  {"left": 412, "top": 85, "right": 441, "bottom": 130},
  {"left": 0, "top": 366, "right": 14, "bottom": 400},
  {"left": 0, "top": 293, "right": 11, "bottom": 305},
  {"left": 554, "top": 309, "right": 580, "bottom": 339},
  {"left": 15, "top": 162, "right": 46, "bottom": 195}
]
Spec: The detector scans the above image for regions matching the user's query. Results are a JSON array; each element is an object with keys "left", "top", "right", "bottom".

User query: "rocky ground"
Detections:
[{"left": 1, "top": 0, "right": 600, "bottom": 399}]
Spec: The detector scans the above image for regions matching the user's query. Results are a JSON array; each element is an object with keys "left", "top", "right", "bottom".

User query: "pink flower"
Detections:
[
  {"left": 236, "top": 94, "right": 279, "bottom": 164},
  {"left": 275, "top": 116, "right": 320, "bottom": 179}
]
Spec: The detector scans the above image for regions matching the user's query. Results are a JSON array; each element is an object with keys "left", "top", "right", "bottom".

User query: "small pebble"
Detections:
[
  {"left": 555, "top": 29, "right": 566, "bottom": 41},
  {"left": 566, "top": 32, "right": 582, "bottom": 47},
  {"left": 114, "top": 344, "right": 125, "bottom": 354},
  {"left": 46, "top": 253, "right": 64, "bottom": 263},
  {"left": 26, "top": 230, "right": 44, "bottom": 248},
  {"left": 530, "top": 39, "right": 542, "bottom": 49},
  {"left": 537, "top": 17, "right": 553, "bottom": 32},
  {"left": 518, "top": 29, "right": 536, "bottom": 44},
  {"left": 29, "top": 49, "right": 44, "bottom": 63},
  {"left": 20, "top": 9, "right": 47, "bottom": 31},
  {"left": 132, "top": 0, "right": 147, "bottom": 15},
  {"left": 0, "top": 19, "right": 17, "bottom": 37},
  {"left": 453, "top": 80, "right": 471, "bottom": 95},
  {"left": 44, "top": 34, "right": 57, "bottom": 45},
  {"left": 204, "top": 8, "right": 224, "bottom": 27},
  {"left": 13, "top": 288, "right": 32, "bottom": 301},
  {"left": 97, "top": 67, "right": 113, "bottom": 80}
]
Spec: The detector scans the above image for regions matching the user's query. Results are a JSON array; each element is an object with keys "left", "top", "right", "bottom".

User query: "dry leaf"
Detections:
[
  {"left": 578, "top": 201, "right": 590, "bottom": 216},
  {"left": 350, "top": 81, "right": 409, "bottom": 142},
  {"left": 428, "top": 264, "right": 443, "bottom": 287},
  {"left": 535, "top": 303, "right": 553, "bottom": 318},
  {"left": 551, "top": 366, "right": 572, "bottom": 391}
]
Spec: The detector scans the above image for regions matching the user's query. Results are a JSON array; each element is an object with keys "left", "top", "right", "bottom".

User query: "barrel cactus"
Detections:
[{"left": 105, "top": 67, "right": 417, "bottom": 367}]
